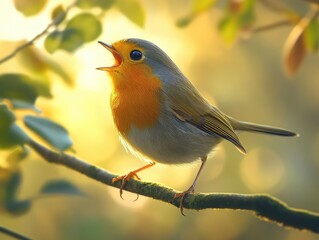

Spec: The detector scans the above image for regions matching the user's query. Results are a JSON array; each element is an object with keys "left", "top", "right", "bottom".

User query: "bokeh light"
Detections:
[{"left": 240, "top": 147, "right": 285, "bottom": 193}]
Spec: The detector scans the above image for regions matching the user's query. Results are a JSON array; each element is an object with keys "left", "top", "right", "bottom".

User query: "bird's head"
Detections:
[{"left": 97, "top": 38, "right": 182, "bottom": 89}]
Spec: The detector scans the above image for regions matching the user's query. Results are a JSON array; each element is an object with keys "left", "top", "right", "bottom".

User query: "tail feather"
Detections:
[{"left": 228, "top": 117, "right": 298, "bottom": 137}]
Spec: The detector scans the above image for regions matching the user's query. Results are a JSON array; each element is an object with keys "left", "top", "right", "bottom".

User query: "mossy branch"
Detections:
[{"left": 27, "top": 139, "right": 319, "bottom": 233}]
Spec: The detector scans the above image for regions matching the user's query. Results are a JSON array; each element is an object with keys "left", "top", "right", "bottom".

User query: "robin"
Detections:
[{"left": 97, "top": 38, "right": 297, "bottom": 215}]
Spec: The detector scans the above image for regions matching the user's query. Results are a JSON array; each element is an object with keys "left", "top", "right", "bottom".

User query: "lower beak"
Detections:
[{"left": 96, "top": 41, "right": 122, "bottom": 71}]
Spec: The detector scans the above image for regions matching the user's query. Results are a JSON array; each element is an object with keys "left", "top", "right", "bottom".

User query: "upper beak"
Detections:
[{"left": 96, "top": 41, "right": 122, "bottom": 71}]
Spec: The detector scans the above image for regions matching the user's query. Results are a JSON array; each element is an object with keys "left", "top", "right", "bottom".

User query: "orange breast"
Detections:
[{"left": 109, "top": 64, "right": 162, "bottom": 135}]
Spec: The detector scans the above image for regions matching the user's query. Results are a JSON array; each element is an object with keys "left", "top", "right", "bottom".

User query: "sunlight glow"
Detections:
[{"left": 240, "top": 147, "right": 285, "bottom": 193}]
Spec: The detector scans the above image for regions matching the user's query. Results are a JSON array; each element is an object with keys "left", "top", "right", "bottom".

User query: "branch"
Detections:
[
  {"left": 0, "top": 226, "right": 31, "bottom": 240},
  {"left": 0, "top": 0, "right": 78, "bottom": 65},
  {"left": 26, "top": 139, "right": 319, "bottom": 233}
]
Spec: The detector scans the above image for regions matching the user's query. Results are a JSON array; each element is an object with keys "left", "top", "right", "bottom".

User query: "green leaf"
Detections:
[
  {"left": 218, "top": 0, "right": 255, "bottom": 45},
  {"left": 116, "top": 0, "right": 145, "bottom": 27},
  {"left": 59, "top": 12, "right": 103, "bottom": 52},
  {"left": 60, "top": 28, "right": 85, "bottom": 52},
  {"left": 24, "top": 115, "right": 73, "bottom": 151},
  {"left": 304, "top": 19, "right": 319, "bottom": 52},
  {"left": 0, "top": 105, "right": 29, "bottom": 150},
  {"left": 5, "top": 171, "right": 21, "bottom": 202},
  {"left": 10, "top": 99, "right": 41, "bottom": 112},
  {"left": 0, "top": 124, "right": 30, "bottom": 149},
  {"left": 44, "top": 30, "right": 63, "bottom": 54},
  {"left": 0, "top": 74, "right": 39, "bottom": 104},
  {"left": 193, "top": 0, "right": 216, "bottom": 14},
  {"left": 78, "top": 0, "right": 115, "bottom": 9},
  {"left": 0, "top": 104, "right": 16, "bottom": 130},
  {"left": 176, "top": 16, "right": 194, "bottom": 28},
  {"left": 4, "top": 171, "right": 31, "bottom": 215},
  {"left": 13, "top": 0, "right": 47, "bottom": 17},
  {"left": 218, "top": 16, "right": 240, "bottom": 45},
  {"left": 5, "top": 200, "right": 31, "bottom": 215},
  {"left": 238, "top": 0, "right": 255, "bottom": 26},
  {"left": 31, "top": 77, "right": 52, "bottom": 98},
  {"left": 43, "top": 35, "right": 75, "bottom": 84},
  {"left": 65, "top": 13, "right": 102, "bottom": 42},
  {"left": 51, "top": 5, "right": 66, "bottom": 25},
  {"left": 40, "top": 179, "right": 85, "bottom": 196}
]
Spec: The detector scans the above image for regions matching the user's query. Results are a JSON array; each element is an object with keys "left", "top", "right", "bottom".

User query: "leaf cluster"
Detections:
[
  {"left": 0, "top": 0, "right": 147, "bottom": 220},
  {"left": 178, "top": 0, "right": 319, "bottom": 74}
]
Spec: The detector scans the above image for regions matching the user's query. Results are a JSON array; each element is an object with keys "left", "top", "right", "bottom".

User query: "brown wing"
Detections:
[{"left": 167, "top": 82, "right": 246, "bottom": 154}]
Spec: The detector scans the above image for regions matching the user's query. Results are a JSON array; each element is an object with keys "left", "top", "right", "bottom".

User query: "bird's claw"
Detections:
[
  {"left": 173, "top": 186, "right": 195, "bottom": 216},
  {"left": 112, "top": 172, "right": 141, "bottom": 199}
]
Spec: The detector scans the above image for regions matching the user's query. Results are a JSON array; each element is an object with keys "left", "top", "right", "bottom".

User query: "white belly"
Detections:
[{"left": 121, "top": 112, "right": 221, "bottom": 164}]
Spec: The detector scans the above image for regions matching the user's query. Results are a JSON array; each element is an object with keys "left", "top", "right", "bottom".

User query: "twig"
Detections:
[
  {"left": 26, "top": 139, "right": 319, "bottom": 233},
  {"left": 252, "top": 20, "right": 292, "bottom": 33},
  {"left": 303, "top": 0, "right": 319, "bottom": 5},
  {"left": 0, "top": 226, "right": 31, "bottom": 240},
  {"left": 0, "top": 0, "right": 79, "bottom": 65},
  {"left": 253, "top": 1, "right": 319, "bottom": 33},
  {"left": 259, "top": 0, "right": 287, "bottom": 13}
]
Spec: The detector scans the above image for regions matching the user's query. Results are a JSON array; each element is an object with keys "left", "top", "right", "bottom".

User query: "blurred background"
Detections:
[{"left": 0, "top": 0, "right": 319, "bottom": 239}]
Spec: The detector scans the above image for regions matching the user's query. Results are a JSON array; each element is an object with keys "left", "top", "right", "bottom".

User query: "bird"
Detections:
[{"left": 97, "top": 38, "right": 298, "bottom": 215}]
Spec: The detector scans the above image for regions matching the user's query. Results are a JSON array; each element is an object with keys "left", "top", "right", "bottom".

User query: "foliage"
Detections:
[
  {"left": 0, "top": 0, "right": 146, "bottom": 221},
  {"left": 0, "top": 146, "right": 84, "bottom": 216},
  {"left": 0, "top": 0, "right": 146, "bottom": 154},
  {"left": 0, "top": 104, "right": 29, "bottom": 149},
  {"left": 178, "top": 0, "right": 319, "bottom": 74}
]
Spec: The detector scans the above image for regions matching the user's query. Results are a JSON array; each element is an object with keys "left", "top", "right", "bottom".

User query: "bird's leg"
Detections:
[
  {"left": 112, "top": 162, "right": 156, "bottom": 199},
  {"left": 174, "top": 156, "right": 207, "bottom": 216}
]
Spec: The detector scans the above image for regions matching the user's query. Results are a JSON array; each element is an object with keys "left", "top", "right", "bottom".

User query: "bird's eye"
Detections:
[{"left": 130, "top": 50, "right": 143, "bottom": 61}]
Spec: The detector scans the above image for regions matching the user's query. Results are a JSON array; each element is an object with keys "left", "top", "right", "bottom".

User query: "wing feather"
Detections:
[{"left": 166, "top": 80, "right": 246, "bottom": 154}]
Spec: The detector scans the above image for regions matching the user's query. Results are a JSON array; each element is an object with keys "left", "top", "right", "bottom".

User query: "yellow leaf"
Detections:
[{"left": 283, "top": 19, "right": 309, "bottom": 75}]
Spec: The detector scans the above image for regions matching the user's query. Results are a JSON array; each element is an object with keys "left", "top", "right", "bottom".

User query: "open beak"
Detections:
[{"left": 96, "top": 41, "right": 122, "bottom": 71}]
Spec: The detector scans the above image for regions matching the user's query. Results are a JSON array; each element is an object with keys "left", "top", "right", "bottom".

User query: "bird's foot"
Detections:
[
  {"left": 112, "top": 162, "right": 156, "bottom": 200},
  {"left": 173, "top": 186, "right": 195, "bottom": 216},
  {"left": 112, "top": 172, "right": 141, "bottom": 199}
]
